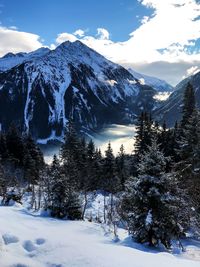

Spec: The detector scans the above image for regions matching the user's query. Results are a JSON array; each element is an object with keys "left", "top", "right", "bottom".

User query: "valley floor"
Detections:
[{"left": 0, "top": 204, "right": 200, "bottom": 267}]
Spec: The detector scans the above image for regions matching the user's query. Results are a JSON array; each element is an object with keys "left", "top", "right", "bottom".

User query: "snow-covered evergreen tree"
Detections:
[
  {"left": 174, "top": 83, "right": 200, "bottom": 216},
  {"left": 134, "top": 112, "right": 153, "bottom": 158},
  {"left": 121, "top": 139, "right": 186, "bottom": 248},
  {"left": 60, "top": 119, "right": 83, "bottom": 189},
  {"left": 116, "top": 144, "right": 128, "bottom": 189},
  {"left": 181, "top": 82, "right": 196, "bottom": 129},
  {"left": 47, "top": 155, "right": 82, "bottom": 220}
]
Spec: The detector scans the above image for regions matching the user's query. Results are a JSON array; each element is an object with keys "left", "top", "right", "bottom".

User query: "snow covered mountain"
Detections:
[
  {"left": 154, "top": 71, "right": 200, "bottom": 126},
  {"left": 128, "top": 68, "right": 173, "bottom": 93},
  {"left": 0, "top": 41, "right": 157, "bottom": 140},
  {"left": 0, "top": 47, "right": 50, "bottom": 72}
]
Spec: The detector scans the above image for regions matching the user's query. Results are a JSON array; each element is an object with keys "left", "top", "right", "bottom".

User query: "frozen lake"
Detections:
[
  {"left": 92, "top": 124, "right": 136, "bottom": 155},
  {"left": 40, "top": 124, "right": 136, "bottom": 163}
]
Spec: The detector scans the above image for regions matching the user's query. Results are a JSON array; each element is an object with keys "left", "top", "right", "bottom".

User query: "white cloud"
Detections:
[
  {"left": 56, "top": 32, "right": 77, "bottom": 44},
  {"left": 0, "top": 26, "right": 43, "bottom": 56},
  {"left": 96, "top": 28, "right": 109, "bottom": 40},
  {"left": 127, "top": 0, "right": 200, "bottom": 63},
  {"left": 73, "top": 29, "right": 85, "bottom": 37},
  {"left": 140, "top": 16, "right": 149, "bottom": 24}
]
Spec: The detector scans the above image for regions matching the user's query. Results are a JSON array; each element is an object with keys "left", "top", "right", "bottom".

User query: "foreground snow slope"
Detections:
[{"left": 0, "top": 205, "right": 199, "bottom": 267}]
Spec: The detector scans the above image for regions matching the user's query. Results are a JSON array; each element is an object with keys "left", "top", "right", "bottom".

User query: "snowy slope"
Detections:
[
  {"left": 0, "top": 204, "right": 200, "bottom": 267},
  {"left": 0, "top": 203, "right": 200, "bottom": 267},
  {"left": 128, "top": 68, "right": 173, "bottom": 92}
]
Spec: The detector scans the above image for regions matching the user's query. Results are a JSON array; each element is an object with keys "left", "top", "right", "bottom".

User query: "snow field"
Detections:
[{"left": 0, "top": 197, "right": 200, "bottom": 267}]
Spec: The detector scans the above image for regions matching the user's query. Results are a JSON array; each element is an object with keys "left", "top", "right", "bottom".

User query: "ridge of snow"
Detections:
[{"left": 0, "top": 47, "right": 50, "bottom": 72}]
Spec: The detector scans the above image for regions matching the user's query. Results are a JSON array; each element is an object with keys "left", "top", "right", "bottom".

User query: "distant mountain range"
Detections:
[
  {"left": 128, "top": 68, "right": 173, "bottom": 93},
  {"left": 154, "top": 71, "right": 200, "bottom": 127},
  {"left": 0, "top": 40, "right": 197, "bottom": 141}
]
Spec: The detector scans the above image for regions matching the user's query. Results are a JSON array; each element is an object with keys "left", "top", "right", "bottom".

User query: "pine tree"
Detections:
[
  {"left": 176, "top": 109, "right": 200, "bottom": 211},
  {"left": 134, "top": 112, "right": 154, "bottom": 159},
  {"left": 181, "top": 82, "right": 196, "bottom": 129},
  {"left": 174, "top": 83, "right": 200, "bottom": 211},
  {"left": 102, "top": 142, "right": 119, "bottom": 193},
  {"left": 48, "top": 155, "right": 82, "bottom": 220},
  {"left": 116, "top": 144, "right": 128, "bottom": 189},
  {"left": 92, "top": 148, "right": 103, "bottom": 190},
  {"left": 85, "top": 139, "right": 97, "bottom": 190},
  {"left": 121, "top": 139, "right": 186, "bottom": 248},
  {"left": 23, "top": 134, "right": 44, "bottom": 185},
  {"left": 6, "top": 124, "right": 25, "bottom": 166},
  {"left": 0, "top": 157, "right": 6, "bottom": 199},
  {"left": 0, "top": 132, "right": 8, "bottom": 161},
  {"left": 102, "top": 142, "right": 120, "bottom": 223},
  {"left": 60, "top": 119, "right": 81, "bottom": 189}
]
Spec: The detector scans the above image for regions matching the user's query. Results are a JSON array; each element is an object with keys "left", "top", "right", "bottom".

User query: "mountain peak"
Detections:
[
  {"left": 56, "top": 40, "right": 93, "bottom": 54},
  {"left": 2, "top": 52, "right": 16, "bottom": 59},
  {"left": 28, "top": 47, "right": 50, "bottom": 58}
]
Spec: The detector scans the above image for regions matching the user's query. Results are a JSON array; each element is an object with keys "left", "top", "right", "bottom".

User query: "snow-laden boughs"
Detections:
[
  {"left": 45, "top": 154, "right": 82, "bottom": 220},
  {"left": 121, "top": 139, "right": 187, "bottom": 249}
]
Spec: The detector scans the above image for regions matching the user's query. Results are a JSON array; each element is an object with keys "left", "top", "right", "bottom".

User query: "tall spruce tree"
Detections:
[
  {"left": 6, "top": 124, "right": 25, "bottom": 166},
  {"left": 102, "top": 142, "right": 120, "bottom": 223},
  {"left": 121, "top": 139, "right": 186, "bottom": 248},
  {"left": 0, "top": 132, "right": 8, "bottom": 161},
  {"left": 176, "top": 109, "right": 200, "bottom": 211},
  {"left": 48, "top": 155, "right": 82, "bottom": 219},
  {"left": 174, "top": 83, "right": 200, "bottom": 213},
  {"left": 116, "top": 144, "right": 128, "bottom": 190},
  {"left": 60, "top": 119, "right": 81, "bottom": 189},
  {"left": 23, "top": 134, "right": 44, "bottom": 185},
  {"left": 181, "top": 82, "right": 196, "bottom": 129},
  {"left": 134, "top": 112, "right": 154, "bottom": 159}
]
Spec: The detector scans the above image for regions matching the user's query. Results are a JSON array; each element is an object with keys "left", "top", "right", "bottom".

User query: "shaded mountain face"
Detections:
[
  {"left": 0, "top": 41, "right": 158, "bottom": 140},
  {"left": 128, "top": 68, "right": 173, "bottom": 93},
  {"left": 154, "top": 71, "right": 200, "bottom": 127}
]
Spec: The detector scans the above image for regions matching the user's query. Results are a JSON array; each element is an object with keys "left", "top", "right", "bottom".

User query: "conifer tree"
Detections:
[
  {"left": 23, "top": 134, "right": 44, "bottom": 185},
  {"left": 181, "top": 82, "right": 196, "bottom": 129},
  {"left": 0, "top": 157, "right": 6, "bottom": 199},
  {"left": 102, "top": 142, "right": 120, "bottom": 223},
  {"left": 174, "top": 83, "right": 200, "bottom": 212},
  {"left": 60, "top": 119, "right": 81, "bottom": 189},
  {"left": 134, "top": 112, "right": 154, "bottom": 159},
  {"left": 6, "top": 124, "right": 25, "bottom": 166},
  {"left": 0, "top": 132, "right": 8, "bottom": 161},
  {"left": 92, "top": 148, "right": 103, "bottom": 190},
  {"left": 116, "top": 144, "right": 128, "bottom": 189},
  {"left": 121, "top": 139, "right": 186, "bottom": 248},
  {"left": 48, "top": 155, "right": 82, "bottom": 219},
  {"left": 176, "top": 109, "right": 200, "bottom": 212}
]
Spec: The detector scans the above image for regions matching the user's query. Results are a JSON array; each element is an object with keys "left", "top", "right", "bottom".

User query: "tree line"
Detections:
[{"left": 0, "top": 82, "right": 199, "bottom": 249}]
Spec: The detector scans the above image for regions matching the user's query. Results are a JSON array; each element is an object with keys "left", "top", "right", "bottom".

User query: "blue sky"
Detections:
[
  {"left": 0, "top": 0, "right": 200, "bottom": 85},
  {"left": 0, "top": 0, "right": 153, "bottom": 44}
]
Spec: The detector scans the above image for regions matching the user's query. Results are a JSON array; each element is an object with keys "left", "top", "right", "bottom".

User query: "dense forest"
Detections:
[{"left": 0, "top": 82, "right": 200, "bottom": 249}]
